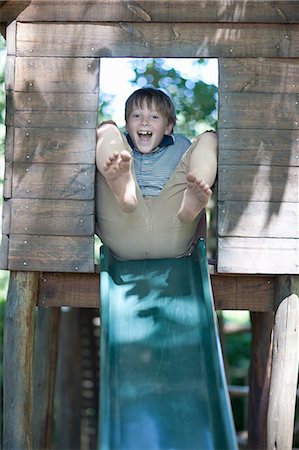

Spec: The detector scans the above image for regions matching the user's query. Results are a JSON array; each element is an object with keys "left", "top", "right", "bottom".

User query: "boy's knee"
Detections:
[
  {"left": 97, "top": 122, "right": 119, "bottom": 140},
  {"left": 200, "top": 130, "right": 218, "bottom": 144}
]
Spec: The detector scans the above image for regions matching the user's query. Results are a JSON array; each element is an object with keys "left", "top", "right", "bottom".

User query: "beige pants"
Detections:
[{"left": 95, "top": 134, "right": 205, "bottom": 261}]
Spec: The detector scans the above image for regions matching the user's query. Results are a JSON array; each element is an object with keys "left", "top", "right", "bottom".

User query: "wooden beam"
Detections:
[
  {"left": 3, "top": 271, "right": 39, "bottom": 450},
  {"left": 16, "top": 1, "right": 299, "bottom": 24},
  {"left": 33, "top": 307, "right": 61, "bottom": 450},
  {"left": 37, "top": 271, "right": 276, "bottom": 311}
]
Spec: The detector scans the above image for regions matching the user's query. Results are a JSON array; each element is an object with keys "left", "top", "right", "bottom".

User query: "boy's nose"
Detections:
[{"left": 140, "top": 117, "right": 149, "bottom": 125}]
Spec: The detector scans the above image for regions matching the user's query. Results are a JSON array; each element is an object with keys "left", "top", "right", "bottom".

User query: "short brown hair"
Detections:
[{"left": 125, "top": 87, "right": 176, "bottom": 126}]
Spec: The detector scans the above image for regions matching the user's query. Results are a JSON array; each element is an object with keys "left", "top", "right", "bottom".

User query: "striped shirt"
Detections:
[{"left": 126, "top": 133, "right": 191, "bottom": 197}]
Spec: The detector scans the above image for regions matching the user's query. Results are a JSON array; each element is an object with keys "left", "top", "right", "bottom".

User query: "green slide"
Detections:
[{"left": 99, "top": 239, "right": 237, "bottom": 450}]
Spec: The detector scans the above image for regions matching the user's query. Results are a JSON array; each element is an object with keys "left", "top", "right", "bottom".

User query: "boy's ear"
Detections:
[{"left": 165, "top": 122, "right": 174, "bottom": 135}]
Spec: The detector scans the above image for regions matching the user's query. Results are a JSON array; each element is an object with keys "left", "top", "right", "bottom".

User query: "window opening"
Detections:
[{"left": 95, "top": 57, "right": 219, "bottom": 261}]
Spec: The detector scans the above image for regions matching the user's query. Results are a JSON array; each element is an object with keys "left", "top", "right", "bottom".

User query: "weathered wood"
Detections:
[
  {"left": 5, "top": 55, "right": 15, "bottom": 91},
  {"left": 3, "top": 271, "right": 39, "bottom": 450},
  {"left": 14, "top": 57, "right": 100, "bottom": 93},
  {"left": 38, "top": 272, "right": 100, "bottom": 308},
  {"left": 0, "top": 1, "right": 30, "bottom": 24},
  {"left": 12, "top": 163, "right": 94, "bottom": 200},
  {"left": 3, "top": 161, "right": 12, "bottom": 199},
  {"left": 5, "top": 19, "right": 15, "bottom": 55},
  {"left": 37, "top": 271, "right": 275, "bottom": 311},
  {"left": 33, "top": 307, "right": 61, "bottom": 450},
  {"left": 220, "top": 58, "right": 299, "bottom": 93},
  {"left": 16, "top": 22, "right": 299, "bottom": 58},
  {"left": 8, "top": 234, "right": 94, "bottom": 273},
  {"left": 4, "top": 126, "right": 14, "bottom": 162},
  {"left": 16, "top": 1, "right": 299, "bottom": 24},
  {"left": 211, "top": 274, "right": 275, "bottom": 311},
  {"left": 7, "top": 92, "right": 99, "bottom": 111},
  {"left": 219, "top": 93, "right": 299, "bottom": 129},
  {"left": 12, "top": 127, "right": 96, "bottom": 164},
  {"left": 218, "top": 165, "right": 298, "bottom": 202},
  {"left": 218, "top": 129, "right": 299, "bottom": 167},
  {"left": 2, "top": 199, "right": 10, "bottom": 235},
  {"left": 248, "top": 312, "right": 274, "bottom": 450},
  {"left": 55, "top": 308, "right": 82, "bottom": 450},
  {"left": 218, "top": 237, "right": 299, "bottom": 274},
  {"left": 267, "top": 277, "right": 299, "bottom": 450},
  {"left": 0, "top": 234, "right": 9, "bottom": 270},
  {"left": 12, "top": 110, "right": 97, "bottom": 128},
  {"left": 9, "top": 198, "right": 94, "bottom": 236},
  {"left": 218, "top": 201, "right": 299, "bottom": 238}
]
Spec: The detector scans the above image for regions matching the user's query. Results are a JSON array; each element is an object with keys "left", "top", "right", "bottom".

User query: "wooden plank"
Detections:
[
  {"left": 217, "top": 237, "right": 299, "bottom": 274},
  {"left": 12, "top": 163, "right": 94, "bottom": 200},
  {"left": 219, "top": 93, "right": 299, "bottom": 129},
  {"left": 0, "top": 234, "right": 9, "bottom": 270},
  {"left": 219, "top": 58, "right": 299, "bottom": 93},
  {"left": 14, "top": 57, "right": 100, "bottom": 93},
  {"left": 5, "top": 54, "right": 15, "bottom": 91},
  {"left": 267, "top": 286, "right": 299, "bottom": 450},
  {"left": 218, "top": 201, "right": 299, "bottom": 238},
  {"left": 13, "top": 127, "right": 96, "bottom": 164},
  {"left": 5, "top": 19, "right": 16, "bottom": 55},
  {"left": 3, "top": 161, "right": 12, "bottom": 199},
  {"left": 38, "top": 272, "right": 100, "bottom": 308},
  {"left": 37, "top": 271, "right": 275, "bottom": 311},
  {"left": 2, "top": 199, "right": 11, "bottom": 235},
  {"left": 218, "top": 129, "right": 299, "bottom": 167},
  {"left": 4, "top": 126, "right": 14, "bottom": 162},
  {"left": 16, "top": 1, "right": 299, "bottom": 23},
  {"left": 218, "top": 165, "right": 298, "bottom": 202},
  {"left": 16, "top": 22, "right": 299, "bottom": 58},
  {"left": 13, "top": 111, "right": 97, "bottom": 128},
  {"left": 9, "top": 198, "right": 94, "bottom": 236},
  {"left": 8, "top": 92, "right": 99, "bottom": 111},
  {"left": 3, "top": 271, "right": 38, "bottom": 450},
  {"left": 211, "top": 274, "right": 275, "bottom": 311},
  {"left": 8, "top": 234, "right": 94, "bottom": 272}
]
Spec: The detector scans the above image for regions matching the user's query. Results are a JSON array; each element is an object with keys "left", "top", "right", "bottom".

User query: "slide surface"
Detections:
[{"left": 99, "top": 240, "right": 237, "bottom": 450}]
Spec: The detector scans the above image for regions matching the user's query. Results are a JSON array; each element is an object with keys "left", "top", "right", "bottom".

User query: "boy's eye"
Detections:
[{"left": 152, "top": 115, "right": 159, "bottom": 119}]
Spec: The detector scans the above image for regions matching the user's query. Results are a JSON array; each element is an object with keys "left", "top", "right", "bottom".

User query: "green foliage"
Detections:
[
  {"left": 98, "top": 92, "right": 115, "bottom": 125},
  {"left": 130, "top": 58, "right": 218, "bottom": 139}
]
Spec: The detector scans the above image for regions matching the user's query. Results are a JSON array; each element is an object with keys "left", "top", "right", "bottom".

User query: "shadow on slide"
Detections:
[{"left": 99, "top": 239, "right": 238, "bottom": 450}]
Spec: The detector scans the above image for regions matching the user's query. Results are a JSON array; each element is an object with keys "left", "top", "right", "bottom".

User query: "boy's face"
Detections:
[{"left": 126, "top": 101, "right": 173, "bottom": 153}]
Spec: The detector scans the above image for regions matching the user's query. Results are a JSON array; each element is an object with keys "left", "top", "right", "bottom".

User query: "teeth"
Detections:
[{"left": 138, "top": 131, "right": 152, "bottom": 136}]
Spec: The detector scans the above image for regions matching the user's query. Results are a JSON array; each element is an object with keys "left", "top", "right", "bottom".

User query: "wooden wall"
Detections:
[
  {"left": 218, "top": 58, "right": 299, "bottom": 273},
  {"left": 3, "top": 21, "right": 99, "bottom": 272},
  {"left": 1, "top": 0, "right": 298, "bottom": 274}
]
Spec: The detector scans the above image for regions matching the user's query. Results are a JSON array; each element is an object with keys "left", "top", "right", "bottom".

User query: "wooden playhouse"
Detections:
[{"left": 0, "top": 1, "right": 298, "bottom": 449}]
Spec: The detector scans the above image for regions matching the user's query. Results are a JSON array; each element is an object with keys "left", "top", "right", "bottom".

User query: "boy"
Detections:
[{"left": 95, "top": 87, "right": 217, "bottom": 260}]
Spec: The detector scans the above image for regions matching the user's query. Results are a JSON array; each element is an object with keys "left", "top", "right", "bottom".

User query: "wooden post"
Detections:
[
  {"left": 33, "top": 307, "right": 61, "bottom": 450},
  {"left": 267, "top": 276, "right": 299, "bottom": 450},
  {"left": 247, "top": 312, "right": 274, "bottom": 449},
  {"left": 54, "top": 308, "right": 82, "bottom": 450},
  {"left": 3, "top": 271, "right": 39, "bottom": 450}
]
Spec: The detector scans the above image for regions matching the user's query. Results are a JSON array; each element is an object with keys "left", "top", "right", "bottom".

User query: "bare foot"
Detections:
[
  {"left": 103, "top": 150, "right": 137, "bottom": 213},
  {"left": 178, "top": 173, "right": 212, "bottom": 224}
]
